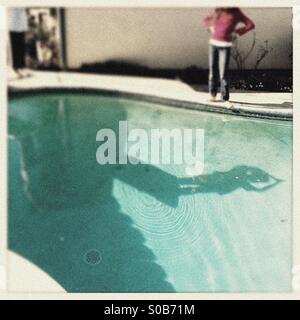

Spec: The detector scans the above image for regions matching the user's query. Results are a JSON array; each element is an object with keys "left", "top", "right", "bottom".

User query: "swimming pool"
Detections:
[{"left": 8, "top": 92, "right": 292, "bottom": 292}]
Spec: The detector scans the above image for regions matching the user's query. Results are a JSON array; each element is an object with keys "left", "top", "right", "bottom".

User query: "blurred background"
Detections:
[{"left": 8, "top": 7, "right": 293, "bottom": 91}]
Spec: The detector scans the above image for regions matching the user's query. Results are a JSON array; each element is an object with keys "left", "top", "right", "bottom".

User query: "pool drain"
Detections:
[{"left": 84, "top": 249, "right": 102, "bottom": 266}]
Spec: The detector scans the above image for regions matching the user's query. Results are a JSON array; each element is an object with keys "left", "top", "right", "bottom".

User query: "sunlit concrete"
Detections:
[{"left": 8, "top": 251, "right": 65, "bottom": 293}]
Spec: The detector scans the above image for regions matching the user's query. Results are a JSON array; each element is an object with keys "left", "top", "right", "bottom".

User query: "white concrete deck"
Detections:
[
  {"left": 8, "top": 71, "right": 292, "bottom": 120},
  {"left": 8, "top": 251, "right": 65, "bottom": 293}
]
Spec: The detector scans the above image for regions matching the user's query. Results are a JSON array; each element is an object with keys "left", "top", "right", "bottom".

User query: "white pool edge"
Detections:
[{"left": 8, "top": 71, "right": 293, "bottom": 121}]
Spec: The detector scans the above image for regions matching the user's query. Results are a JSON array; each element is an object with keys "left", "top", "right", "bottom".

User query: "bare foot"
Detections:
[
  {"left": 224, "top": 101, "right": 235, "bottom": 109},
  {"left": 15, "top": 69, "right": 25, "bottom": 79},
  {"left": 20, "top": 69, "right": 32, "bottom": 78},
  {"left": 208, "top": 96, "right": 218, "bottom": 102}
]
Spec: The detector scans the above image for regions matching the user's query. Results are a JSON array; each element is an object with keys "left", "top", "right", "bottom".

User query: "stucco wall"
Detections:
[{"left": 65, "top": 7, "right": 292, "bottom": 70}]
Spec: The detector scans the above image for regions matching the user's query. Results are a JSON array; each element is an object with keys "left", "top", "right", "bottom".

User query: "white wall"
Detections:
[{"left": 65, "top": 7, "right": 292, "bottom": 70}]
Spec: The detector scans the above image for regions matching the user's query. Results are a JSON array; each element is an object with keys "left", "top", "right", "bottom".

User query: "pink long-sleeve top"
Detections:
[{"left": 204, "top": 9, "right": 255, "bottom": 42}]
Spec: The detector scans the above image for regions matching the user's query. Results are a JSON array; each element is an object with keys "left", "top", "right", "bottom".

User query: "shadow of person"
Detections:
[
  {"left": 115, "top": 162, "right": 181, "bottom": 208},
  {"left": 8, "top": 93, "right": 176, "bottom": 292},
  {"left": 179, "top": 165, "right": 283, "bottom": 196}
]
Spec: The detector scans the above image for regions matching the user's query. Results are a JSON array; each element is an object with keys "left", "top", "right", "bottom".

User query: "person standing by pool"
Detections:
[
  {"left": 8, "top": 8, "right": 30, "bottom": 78},
  {"left": 204, "top": 8, "right": 255, "bottom": 107}
]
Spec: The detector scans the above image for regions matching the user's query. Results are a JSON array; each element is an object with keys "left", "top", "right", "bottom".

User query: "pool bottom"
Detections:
[{"left": 8, "top": 92, "right": 292, "bottom": 292}]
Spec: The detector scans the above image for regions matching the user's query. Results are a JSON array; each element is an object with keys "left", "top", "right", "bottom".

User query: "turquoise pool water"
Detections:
[{"left": 9, "top": 93, "right": 292, "bottom": 292}]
